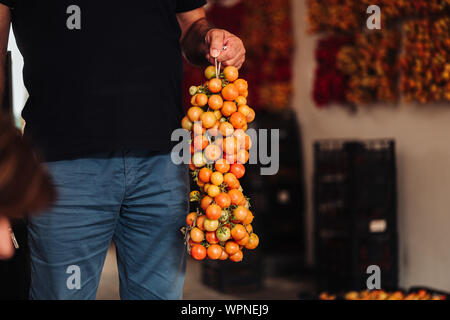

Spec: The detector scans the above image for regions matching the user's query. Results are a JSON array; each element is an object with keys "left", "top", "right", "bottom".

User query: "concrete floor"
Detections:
[{"left": 96, "top": 244, "right": 307, "bottom": 300}]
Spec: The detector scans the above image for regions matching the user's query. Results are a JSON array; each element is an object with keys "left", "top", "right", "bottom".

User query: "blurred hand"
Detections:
[
  {"left": 205, "top": 29, "right": 246, "bottom": 69},
  {"left": 0, "top": 217, "right": 14, "bottom": 260}
]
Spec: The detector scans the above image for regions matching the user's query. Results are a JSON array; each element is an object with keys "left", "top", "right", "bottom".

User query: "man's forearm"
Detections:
[{"left": 181, "top": 17, "right": 214, "bottom": 67}]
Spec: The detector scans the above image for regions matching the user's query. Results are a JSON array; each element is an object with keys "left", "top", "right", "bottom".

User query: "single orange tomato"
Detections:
[
  {"left": 228, "top": 189, "right": 244, "bottom": 206},
  {"left": 223, "top": 136, "right": 238, "bottom": 155},
  {"left": 201, "top": 195, "right": 213, "bottom": 211},
  {"left": 237, "top": 233, "right": 250, "bottom": 246},
  {"left": 219, "top": 122, "right": 234, "bottom": 137},
  {"left": 196, "top": 215, "right": 206, "bottom": 231},
  {"left": 198, "top": 167, "right": 212, "bottom": 183},
  {"left": 208, "top": 94, "right": 223, "bottom": 110},
  {"left": 204, "top": 66, "right": 216, "bottom": 79},
  {"left": 224, "top": 172, "right": 239, "bottom": 189},
  {"left": 236, "top": 149, "right": 249, "bottom": 164},
  {"left": 206, "top": 204, "right": 222, "bottom": 220},
  {"left": 224, "top": 152, "right": 237, "bottom": 165},
  {"left": 186, "top": 212, "right": 196, "bottom": 227},
  {"left": 233, "top": 206, "right": 249, "bottom": 223},
  {"left": 235, "top": 96, "right": 247, "bottom": 106},
  {"left": 200, "top": 111, "right": 217, "bottom": 129},
  {"left": 196, "top": 93, "right": 208, "bottom": 107},
  {"left": 207, "top": 244, "right": 223, "bottom": 260},
  {"left": 219, "top": 249, "right": 229, "bottom": 260},
  {"left": 245, "top": 224, "right": 253, "bottom": 234},
  {"left": 206, "top": 231, "right": 219, "bottom": 244},
  {"left": 210, "top": 171, "right": 224, "bottom": 186},
  {"left": 191, "top": 244, "right": 207, "bottom": 261},
  {"left": 215, "top": 193, "right": 231, "bottom": 209},
  {"left": 207, "top": 185, "right": 221, "bottom": 198},
  {"left": 204, "top": 144, "right": 222, "bottom": 162},
  {"left": 233, "top": 79, "right": 248, "bottom": 95},
  {"left": 225, "top": 241, "right": 240, "bottom": 255},
  {"left": 221, "top": 84, "right": 239, "bottom": 101},
  {"left": 231, "top": 224, "right": 247, "bottom": 241},
  {"left": 230, "top": 163, "right": 245, "bottom": 179},
  {"left": 193, "top": 135, "right": 209, "bottom": 151},
  {"left": 190, "top": 227, "right": 204, "bottom": 243},
  {"left": 246, "top": 107, "right": 255, "bottom": 123},
  {"left": 245, "top": 233, "right": 259, "bottom": 250},
  {"left": 187, "top": 106, "right": 204, "bottom": 122},
  {"left": 224, "top": 66, "right": 239, "bottom": 82},
  {"left": 237, "top": 105, "right": 251, "bottom": 118},
  {"left": 230, "top": 112, "right": 247, "bottom": 129},
  {"left": 208, "top": 78, "right": 223, "bottom": 93},
  {"left": 221, "top": 101, "right": 237, "bottom": 117},
  {"left": 229, "top": 249, "right": 243, "bottom": 262},
  {"left": 215, "top": 159, "right": 230, "bottom": 174},
  {"left": 242, "top": 210, "right": 254, "bottom": 225}
]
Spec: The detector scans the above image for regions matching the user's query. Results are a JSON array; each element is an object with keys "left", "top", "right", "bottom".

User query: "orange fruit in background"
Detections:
[
  {"left": 245, "top": 224, "right": 253, "bottom": 234},
  {"left": 219, "top": 122, "right": 234, "bottom": 137},
  {"left": 207, "top": 244, "right": 223, "bottom": 260},
  {"left": 221, "top": 101, "right": 237, "bottom": 117},
  {"left": 241, "top": 90, "right": 249, "bottom": 98},
  {"left": 198, "top": 167, "right": 212, "bottom": 183},
  {"left": 206, "top": 204, "right": 222, "bottom": 220},
  {"left": 224, "top": 66, "right": 239, "bottom": 82},
  {"left": 221, "top": 84, "right": 239, "bottom": 101},
  {"left": 231, "top": 224, "right": 247, "bottom": 241},
  {"left": 201, "top": 195, "right": 213, "bottom": 211},
  {"left": 196, "top": 215, "right": 206, "bottom": 231},
  {"left": 245, "top": 233, "right": 259, "bottom": 250},
  {"left": 208, "top": 94, "right": 223, "bottom": 110},
  {"left": 215, "top": 158, "right": 230, "bottom": 174},
  {"left": 187, "top": 106, "right": 204, "bottom": 122},
  {"left": 243, "top": 134, "right": 252, "bottom": 150},
  {"left": 229, "top": 250, "right": 243, "bottom": 262},
  {"left": 208, "top": 78, "right": 222, "bottom": 93},
  {"left": 204, "top": 144, "right": 222, "bottom": 162},
  {"left": 235, "top": 96, "right": 247, "bottom": 106},
  {"left": 191, "top": 95, "right": 198, "bottom": 106},
  {"left": 228, "top": 189, "right": 244, "bottom": 205},
  {"left": 200, "top": 111, "right": 217, "bottom": 129},
  {"left": 206, "top": 231, "right": 219, "bottom": 244},
  {"left": 186, "top": 212, "right": 196, "bottom": 226},
  {"left": 233, "top": 79, "right": 248, "bottom": 95},
  {"left": 229, "top": 112, "right": 247, "bottom": 129},
  {"left": 191, "top": 244, "right": 207, "bottom": 261},
  {"left": 207, "top": 122, "right": 220, "bottom": 137},
  {"left": 225, "top": 241, "right": 240, "bottom": 255},
  {"left": 223, "top": 136, "right": 238, "bottom": 155},
  {"left": 215, "top": 192, "right": 231, "bottom": 209},
  {"left": 190, "top": 227, "right": 204, "bottom": 243},
  {"left": 237, "top": 105, "right": 251, "bottom": 118},
  {"left": 181, "top": 116, "right": 193, "bottom": 131},
  {"left": 196, "top": 93, "right": 208, "bottom": 107},
  {"left": 233, "top": 206, "right": 249, "bottom": 222},
  {"left": 230, "top": 163, "right": 245, "bottom": 179},
  {"left": 213, "top": 110, "right": 222, "bottom": 120}
]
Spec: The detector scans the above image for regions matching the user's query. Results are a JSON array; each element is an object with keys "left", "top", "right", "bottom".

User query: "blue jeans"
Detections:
[{"left": 28, "top": 150, "right": 189, "bottom": 300}]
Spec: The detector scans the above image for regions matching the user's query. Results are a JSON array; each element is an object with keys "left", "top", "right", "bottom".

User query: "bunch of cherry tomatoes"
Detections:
[{"left": 181, "top": 65, "right": 259, "bottom": 262}]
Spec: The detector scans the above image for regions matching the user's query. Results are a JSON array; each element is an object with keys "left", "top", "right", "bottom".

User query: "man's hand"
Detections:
[
  {"left": 177, "top": 7, "right": 246, "bottom": 69},
  {"left": 205, "top": 29, "right": 245, "bottom": 69}
]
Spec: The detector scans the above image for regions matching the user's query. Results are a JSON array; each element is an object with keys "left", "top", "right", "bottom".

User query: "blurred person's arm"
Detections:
[
  {"left": 0, "top": 4, "right": 10, "bottom": 109},
  {"left": 0, "top": 3, "right": 12, "bottom": 259},
  {"left": 177, "top": 7, "right": 246, "bottom": 69}
]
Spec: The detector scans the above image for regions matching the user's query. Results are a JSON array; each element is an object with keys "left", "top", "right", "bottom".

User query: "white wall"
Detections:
[
  {"left": 293, "top": 0, "right": 450, "bottom": 290},
  {"left": 7, "top": 29, "right": 27, "bottom": 126}
]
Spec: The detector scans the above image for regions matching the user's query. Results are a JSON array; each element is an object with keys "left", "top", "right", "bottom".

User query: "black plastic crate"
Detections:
[
  {"left": 314, "top": 139, "right": 397, "bottom": 291},
  {"left": 201, "top": 249, "right": 264, "bottom": 293}
]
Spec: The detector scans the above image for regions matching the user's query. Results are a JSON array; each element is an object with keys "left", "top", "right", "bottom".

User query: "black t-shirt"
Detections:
[{"left": 0, "top": 0, "right": 206, "bottom": 161}]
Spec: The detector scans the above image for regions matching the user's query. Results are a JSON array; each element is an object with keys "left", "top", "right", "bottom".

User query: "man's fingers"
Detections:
[{"left": 207, "top": 30, "right": 225, "bottom": 58}]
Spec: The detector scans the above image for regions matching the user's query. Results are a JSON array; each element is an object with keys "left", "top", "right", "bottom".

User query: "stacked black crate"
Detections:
[
  {"left": 314, "top": 139, "right": 397, "bottom": 292},
  {"left": 201, "top": 109, "right": 306, "bottom": 292}
]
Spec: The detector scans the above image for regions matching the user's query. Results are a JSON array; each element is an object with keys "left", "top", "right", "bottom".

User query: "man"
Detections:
[{"left": 0, "top": 1, "right": 245, "bottom": 299}]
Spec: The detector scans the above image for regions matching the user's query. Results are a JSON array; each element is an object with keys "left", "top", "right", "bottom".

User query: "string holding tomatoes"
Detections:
[{"left": 181, "top": 64, "right": 259, "bottom": 263}]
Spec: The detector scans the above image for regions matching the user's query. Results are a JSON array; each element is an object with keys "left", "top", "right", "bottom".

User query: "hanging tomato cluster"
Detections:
[{"left": 181, "top": 65, "right": 259, "bottom": 262}]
